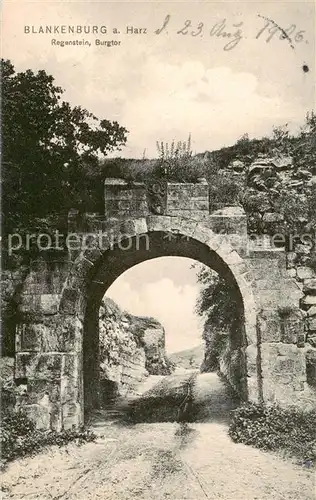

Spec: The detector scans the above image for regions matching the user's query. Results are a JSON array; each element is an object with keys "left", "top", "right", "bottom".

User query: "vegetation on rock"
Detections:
[{"left": 1, "top": 407, "right": 96, "bottom": 466}]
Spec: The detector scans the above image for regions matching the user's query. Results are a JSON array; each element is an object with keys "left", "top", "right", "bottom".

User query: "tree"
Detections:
[
  {"left": 194, "top": 264, "right": 242, "bottom": 372},
  {"left": 1, "top": 59, "right": 128, "bottom": 232},
  {"left": 293, "top": 111, "right": 316, "bottom": 173}
]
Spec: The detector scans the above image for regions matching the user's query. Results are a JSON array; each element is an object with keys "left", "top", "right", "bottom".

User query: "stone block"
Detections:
[
  {"left": 62, "top": 402, "right": 83, "bottom": 430},
  {"left": 230, "top": 261, "right": 251, "bottom": 279},
  {"left": 119, "top": 218, "right": 147, "bottom": 238},
  {"left": 303, "top": 278, "right": 316, "bottom": 293},
  {"left": 39, "top": 294, "right": 60, "bottom": 314},
  {"left": 27, "top": 378, "right": 61, "bottom": 404},
  {"left": 286, "top": 252, "right": 297, "bottom": 268},
  {"left": 245, "top": 376, "right": 260, "bottom": 402},
  {"left": 307, "top": 334, "right": 316, "bottom": 348},
  {"left": 245, "top": 344, "right": 258, "bottom": 376},
  {"left": 297, "top": 267, "right": 315, "bottom": 280},
  {"left": 193, "top": 225, "right": 213, "bottom": 244},
  {"left": 301, "top": 295, "right": 316, "bottom": 308},
  {"left": 82, "top": 246, "right": 103, "bottom": 263},
  {"left": 308, "top": 317, "right": 316, "bottom": 331},
  {"left": 256, "top": 289, "right": 297, "bottom": 309},
  {"left": 15, "top": 353, "right": 62, "bottom": 380},
  {"left": 24, "top": 404, "right": 52, "bottom": 431},
  {"left": 261, "top": 381, "right": 299, "bottom": 406},
  {"left": 60, "top": 376, "right": 80, "bottom": 405},
  {"left": 19, "top": 294, "right": 41, "bottom": 314},
  {"left": 286, "top": 268, "right": 297, "bottom": 278},
  {"left": 261, "top": 343, "right": 306, "bottom": 378},
  {"left": 146, "top": 215, "right": 172, "bottom": 233},
  {"left": 281, "top": 313, "right": 305, "bottom": 344},
  {"left": 260, "top": 342, "right": 311, "bottom": 405},
  {"left": 247, "top": 257, "right": 284, "bottom": 281},
  {"left": 307, "top": 306, "right": 316, "bottom": 317},
  {"left": 257, "top": 310, "right": 282, "bottom": 342},
  {"left": 306, "top": 348, "right": 316, "bottom": 387},
  {"left": 263, "top": 212, "right": 284, "bottom": 223},
  {"left": 18, "top": 322, "right": 42, "bottom": 353},
  {"left": 168, "top": 217, "right": 197, "bottom": 235},
  {"left": 16, "top": 316, "right": 82, "bottom": 353},
  {"left": 61, "top": 352, "right": 82, "bottom": 378},
  {"left": 59, "top": 287, "right": 85, "bottom": 316}
]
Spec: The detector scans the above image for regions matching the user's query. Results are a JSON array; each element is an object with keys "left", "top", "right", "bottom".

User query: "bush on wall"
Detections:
[
  {"left": 229, "top": 402, "right": 316, "bottom": 464},
  {"left": 1, "top": 407, "right": 96, "bottom": 465}
]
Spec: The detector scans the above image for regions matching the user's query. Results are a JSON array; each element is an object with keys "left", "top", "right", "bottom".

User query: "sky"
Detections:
[
  {"left": 2, "top": 0, "right": 315, "bottom": 353},
  {"left": 106, "top": 257, "right": 205, "bottom": 354},
  {"left": 2, "top": 0, "right": 315, "bottom": 158}
]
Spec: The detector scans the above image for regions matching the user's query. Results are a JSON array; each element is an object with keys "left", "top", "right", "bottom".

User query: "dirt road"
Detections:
[{"left": 1, "top": 373, "right": 315, "bottom": 499}]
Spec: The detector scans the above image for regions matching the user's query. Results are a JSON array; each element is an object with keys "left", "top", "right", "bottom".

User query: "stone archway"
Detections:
[{"left": 59, "top": 216, "right": 258, "bottom": 426}]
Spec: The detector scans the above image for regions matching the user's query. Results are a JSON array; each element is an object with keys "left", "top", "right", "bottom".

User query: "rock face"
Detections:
[{"left": 99, "top": 297, "right": 172, "bottom": 399}]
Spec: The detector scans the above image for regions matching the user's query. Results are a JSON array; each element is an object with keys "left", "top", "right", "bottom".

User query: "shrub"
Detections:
[
  {"left": 229, "top": 402, "right": 316, "bottom": 463},
  {"left": 1, "top": 407, "right": 96, "bottom": 465}
]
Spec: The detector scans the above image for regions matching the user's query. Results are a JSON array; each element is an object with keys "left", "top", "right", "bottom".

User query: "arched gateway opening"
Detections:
[{"left": 60, "top": 217, "right": 258, "bottom": 423}]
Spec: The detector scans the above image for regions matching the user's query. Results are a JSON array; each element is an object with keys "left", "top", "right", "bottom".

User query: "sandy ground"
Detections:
[{"left": 1, "top": 373, "right": 315, "bottom": 500}]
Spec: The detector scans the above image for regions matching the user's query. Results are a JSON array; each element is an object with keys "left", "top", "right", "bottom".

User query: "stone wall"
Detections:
[
  {"left": 104, "top": 179, "right": 148, "bottom": 219},
  {"left": 2, "top": 178, "right": 316, "bottom": 429},
  {"left": 246, "top": 245, "right": 316, "bottom": 409},
  {"left": 286, "top": 242, "right": 316, "bottom": 349},
  {"left": 99, "top": 297, "right": 171, "bottom": 400},
  {"left": 165, "top": 181, "right": 209, "bottom": 218},
  {"left": 200, "top": 243, "right": 316, "bottom": 409},
  {"left": 80, "top": 179, "right": 249, "bottom": 256}
]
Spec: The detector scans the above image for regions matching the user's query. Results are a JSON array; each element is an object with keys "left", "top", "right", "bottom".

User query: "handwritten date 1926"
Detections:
[{"left": 154, "top": 14, "right": 307, "bottom": 51}]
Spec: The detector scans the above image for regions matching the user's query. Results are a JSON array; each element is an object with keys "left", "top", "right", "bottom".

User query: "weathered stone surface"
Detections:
[
  {"left": 192, "top": 225, "right": 213, "bottom": 244},
  {"left": 297, "top": 266, "right": 316, "bottom": 280},
  {"left": 281, "top": 311, "right": 305, "bottom": 345},
  {"left": 119, "top": 218, "right": 148, "bottom": 238},
  {"left": 303, "top": 278, "right": 316, "bottom": 293},
  {"left": 301, "top": 295, "right": 316, "bottom": 307},
  {"left": 255, "top": 287, "right": 303, "bottom": 309},
  {"left": 308, "top": 317, "right": 316, "bottom": 331},
  {"left": 15, "top": 353, "right": 63, "bottom": 380},
  {"left": 307, "top": 306, "right": 316, "bottom": 317},
  {"left": 263, "top": 212, "right": 284, "bottom": 223},
  {"left": 59, "top": 288, "right": 86, "bottom": 316},
  {"left": 7, "top": 193, "right": 316, "bottom": 426},
  {"left": 98, "top": 298, "right": 172, "bottom": 397},
  {"left": 228, "top": 160, "right": 245, "bottom": 171},
  {"left": 286, "top": 252, "right": 297, "bottom": 268},
  {"left": 39, "top": 294, "right": 60, "bottom": 314},
  {"left": 62, "top": 401, "right": 83, "bottom": 429},
  {"left": 286, "top": 268, "right": 297, "bottom": 278},
  {"left": 305, "top": 348, "right": 316, "bottom": 387},
  {"left": 257, "top": 310, "right": 281, "bottom": 342},
  {"left": 146, "top": 215, "right": 172, "bottom": 233},
  {"left": 16, "top": 316, "right": 83, "bottom": 353},
  {"left": 260, "top": 343, "right": 309, "bottom": 404},
  {"left": 24, "top": 404, "right": 52, "bottom": 431},
  {"left": 307, "top": 334, "right": 316, "bottom": 348}
]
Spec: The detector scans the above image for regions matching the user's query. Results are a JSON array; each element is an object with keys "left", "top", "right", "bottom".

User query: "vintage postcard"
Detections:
[{"left": 1, "top": 0, "right": 316, "bottom": 498}]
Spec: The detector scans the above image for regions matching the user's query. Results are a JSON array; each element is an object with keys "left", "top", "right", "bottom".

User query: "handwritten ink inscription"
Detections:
[{"left": 154, "top": 14, "right": 308, "bottom": 51}]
